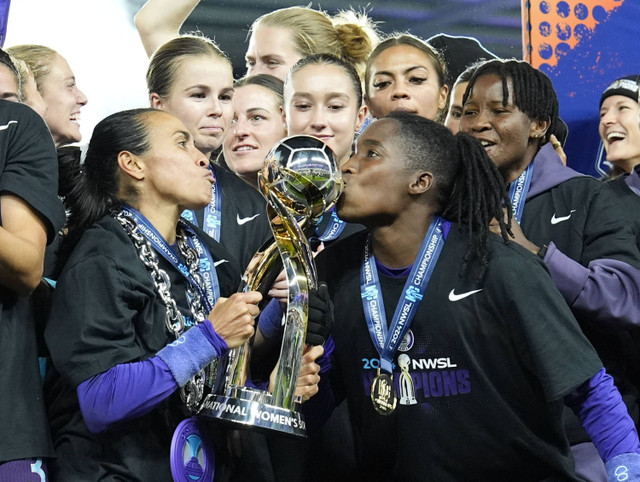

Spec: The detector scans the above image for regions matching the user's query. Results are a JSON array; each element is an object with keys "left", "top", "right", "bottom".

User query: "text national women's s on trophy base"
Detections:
[{"left": 197, "top": 135, "right": 342, "bottom": 437}]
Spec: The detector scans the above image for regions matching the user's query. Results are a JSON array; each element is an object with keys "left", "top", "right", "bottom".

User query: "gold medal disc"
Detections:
[{"left": 371, "top": 371, "right": 397, "bottom": 415}]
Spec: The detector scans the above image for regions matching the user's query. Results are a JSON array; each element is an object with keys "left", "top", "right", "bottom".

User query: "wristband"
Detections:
[
  {"left": 157, "top": 324, "right": 223, "bottom": 387},
  {"left": 605, "top": 453, "right": 640, "bottom": 481}
]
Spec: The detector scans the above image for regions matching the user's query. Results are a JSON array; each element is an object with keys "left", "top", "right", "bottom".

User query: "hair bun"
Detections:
[{"left": 332, "top": 10, "right": 380, "bottom": 79}]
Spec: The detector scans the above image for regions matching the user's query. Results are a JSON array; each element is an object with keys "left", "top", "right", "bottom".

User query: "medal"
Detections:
[
  {"left": 361, "top": 217, "right": 449, "bottom": 415},
  {"left": 170, "top": 417, "right": 215, "bottom": 482},
  {"left": 371, "top": 369, "right": 397, "bottom": 415}
]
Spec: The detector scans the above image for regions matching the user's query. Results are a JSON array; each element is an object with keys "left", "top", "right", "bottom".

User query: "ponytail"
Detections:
[
  {"left": 332, "top": 10, "right": 380, "bottom": 81},
  {"left": 62, "top": 108, "right": 155, "bottom": 256},
  {"left": 56, "top": 146, "right": 82, "bottom": 199}
]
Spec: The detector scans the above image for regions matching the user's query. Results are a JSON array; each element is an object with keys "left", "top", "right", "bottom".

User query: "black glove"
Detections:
[{"left": 306, "top": 281, "right": 334, "bottom": 346}]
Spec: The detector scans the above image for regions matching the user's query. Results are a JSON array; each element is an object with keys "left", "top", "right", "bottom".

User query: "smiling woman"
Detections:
[
  {"left": 460, "top": 59, "right": 640, "bottom": 481},
  {"left": 223, "top": 74, "right": 286, "bottom": 189},
  {"left": 599, "top": 75, "right": 640, "bottom": 178},
  {"left": 7, "top": 44, "right": 88, "bottom": 147}
]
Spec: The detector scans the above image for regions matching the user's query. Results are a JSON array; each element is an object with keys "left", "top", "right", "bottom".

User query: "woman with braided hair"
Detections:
[
  {"left": 460, "top": 58, "right": 640, "bottom": 481},
  {"left": 44, "top": 108, "right": 323, "bottom": 481},
  {"left": 305, "top": 112, "right": 640, "bottom": 480}
]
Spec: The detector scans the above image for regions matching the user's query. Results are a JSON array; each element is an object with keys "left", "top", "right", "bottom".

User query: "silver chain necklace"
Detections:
[{"left": 113, "top": 209, "right": 209, "bottom": 410}]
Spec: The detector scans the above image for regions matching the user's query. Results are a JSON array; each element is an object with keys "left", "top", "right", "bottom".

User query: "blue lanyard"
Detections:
[
  {"left": 508, "top": 163, "right": 534, "bottom": 223},
  {"left": 316, "top": 208, "right": 346, "bottom": 242},
  {"left": 361, "top": 217, "right": 447, "bottom": 374},
  {"left": 182, "top": 165, "right": 222, "bottom": 242},
  {"left": 121, "top": 205, "right": 219, "bottom": 312}
]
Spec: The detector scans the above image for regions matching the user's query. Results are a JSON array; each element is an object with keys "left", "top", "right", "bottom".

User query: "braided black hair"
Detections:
[
  {"left": 387, "top": 111, "right": 512, "bottom": 279},
  {"left": 462, "top": 59, "right": 558, "bottom": 144}
]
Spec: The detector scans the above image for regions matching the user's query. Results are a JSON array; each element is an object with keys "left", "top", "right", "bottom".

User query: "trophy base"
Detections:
[{"left": 198, "top": 387, "right": 306, "bottom": 438}]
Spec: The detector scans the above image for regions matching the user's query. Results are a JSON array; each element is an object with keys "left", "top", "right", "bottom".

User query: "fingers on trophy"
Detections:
[{"left": 198, "top": 135, "right": 342, "bottom": 437}]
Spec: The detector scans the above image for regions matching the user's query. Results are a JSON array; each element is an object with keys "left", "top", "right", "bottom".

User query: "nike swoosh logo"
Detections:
[
  {"left": 550, "top": 210, "right": 576, "bottom": 225},
  {"left": 0, "top": 120, "right": 17, "bottom": 131},
  {"left": 214, "top": 259, "right": 228, "bottom": 267},
  {"left": 448, "top": 289, "right": 483, "bottom": 302},
  {"left": 236, "top": 213, "right": 261, "bottom": 225}
]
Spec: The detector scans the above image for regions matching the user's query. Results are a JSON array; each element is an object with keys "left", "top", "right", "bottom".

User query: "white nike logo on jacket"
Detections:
[
  {"left": 550, "top": 210, "right": 576, "bottom": 224},
  {"left": 448, "top": 289, "right": 483, "bottom": 301},
  {"left": 0, "top": 120, "right": 17, "bottom": 130},
  {"left": 236, "top": 213, "right": 261, "bottom": 225}
]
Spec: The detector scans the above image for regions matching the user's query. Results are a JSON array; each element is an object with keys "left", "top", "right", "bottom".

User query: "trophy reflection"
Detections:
[{"left": 198, "top": 135, "right": 342, "bottom": 437}]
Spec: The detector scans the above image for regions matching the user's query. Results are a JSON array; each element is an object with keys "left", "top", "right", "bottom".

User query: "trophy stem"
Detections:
[
  {"left": 267, "top": 190, "right": 318, "bottom": 409},
  {"left": 198, "top": 135, "right": 341, "bottom": 438},
  {"left": 223, "top": 242, "right": 281, "bottom": 389}
]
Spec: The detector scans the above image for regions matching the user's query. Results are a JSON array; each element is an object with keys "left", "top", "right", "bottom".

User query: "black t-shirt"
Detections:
[
  {"left": 0, "top": 100, "right": 65, "bottom": 463},
  {"left": 193, "top": 165, "right": 272, "bottom": 273},
  {"left": 603, "top": 175, "right": 640, "bottom": 419},
  {"left": 605, "top": 175, "right": 640, "bottom": 251},
  {"left": 315, "top": 227, "right": 601, "bottom": 481},
  {"left": 45, "top": 215, "right": 241, "bottom": 481},
  {"left": 522, "top": 176, "right": 640, "bottom": 440}
]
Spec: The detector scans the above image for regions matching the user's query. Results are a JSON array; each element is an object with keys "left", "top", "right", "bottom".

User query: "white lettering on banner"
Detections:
[
  {"left": 511, "top": 174, "right": 526, "bottom": 215},
  {"left": 389, "top": 302, "right": 413, "bottom": 345},
  {"left": 411, "top": 358, "right": 458, "bottom": 370},
  {"left": 413, "top": 234, "right": 439, "bottom": 286}
]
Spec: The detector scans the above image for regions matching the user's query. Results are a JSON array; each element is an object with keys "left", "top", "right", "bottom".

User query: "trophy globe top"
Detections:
[{"left": 260, "top": 135, "right": 343, "bottom": 221}]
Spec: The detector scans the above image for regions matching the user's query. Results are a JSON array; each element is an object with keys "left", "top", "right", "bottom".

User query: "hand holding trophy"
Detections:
[{"left": 198, "top": 135, "right": 342, "bottom": 437}]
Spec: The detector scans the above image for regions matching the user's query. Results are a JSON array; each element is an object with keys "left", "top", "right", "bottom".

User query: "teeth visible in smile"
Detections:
[
  {"left": 235, "top": 146, "right": 256, "bottom": 152},
  {"left": 607, "top": 131, "right": 626, "bottom": 142},
  {"left": 70, "top": 114, "right": 80, "bottom": 123},
  {"left": 480, "top": 140, "right": 492, "bottom": 147}
]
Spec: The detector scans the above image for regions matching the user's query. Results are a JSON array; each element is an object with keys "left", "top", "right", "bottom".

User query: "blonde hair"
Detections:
[
  {"left": 147, "top": 33, "right": 230, "bottom": 98},
  {"left": 6, "top": 44, "right": 57, "bottom": 94},
  {"left": 11, "top": 58, "right": 31, "bottom": 102},
  {"left": 251, "top": 7, "right": 379, "bottom": 81}
]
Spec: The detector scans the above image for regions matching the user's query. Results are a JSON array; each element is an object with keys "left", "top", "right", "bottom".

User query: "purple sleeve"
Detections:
[
  {"left": 564, "top": 368, "right": 640, "bottom": 462},
  {"left": 157, "top": 321, "right": 228, "bottom": 386},
  {"left": 317, "top": 336, "right": 334, "bottom": 374},
  {"left": 544, "top": 242, "right": 640, "bottom": 329},
  {"left": 257, "top": 298, "right": 285, "bottom": 339},
  {"left": 77, "top": 357, "right": 178, "bottom": 434},
  {"left": 78, "top": 322, "right": 228, "bottom": 434}
]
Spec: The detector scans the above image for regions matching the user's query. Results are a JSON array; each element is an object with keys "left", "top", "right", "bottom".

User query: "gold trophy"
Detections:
[{"left": 198, "top": 135, "right": 342, "bottom": 437}]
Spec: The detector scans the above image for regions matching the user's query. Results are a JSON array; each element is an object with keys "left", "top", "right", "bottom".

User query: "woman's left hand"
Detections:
[
  {"left": 490, "top": 212, "right": 540, "bottom": 255},
  {"left": 268, "top": 344, "right": 324, "bottom": 402}
]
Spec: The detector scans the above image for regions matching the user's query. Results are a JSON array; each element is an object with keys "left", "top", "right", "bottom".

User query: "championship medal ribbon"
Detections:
[{"left": 361, "top": 217, "right": 448, "bottom": 415}]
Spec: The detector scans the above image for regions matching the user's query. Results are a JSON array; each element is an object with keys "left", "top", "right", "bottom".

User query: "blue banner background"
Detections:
[{"left": 526, "top": 0, "right": 640, "bottom": 177}]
